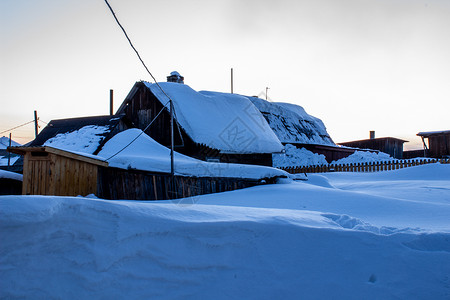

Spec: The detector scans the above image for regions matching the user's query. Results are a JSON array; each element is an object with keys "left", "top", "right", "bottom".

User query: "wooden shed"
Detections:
[
  {"left": 8, "top": 146, "right": 108, "bottom": 196},
  {"left": 417, "top": 130, "right": 450, "bottom": 158},
  {"left": 339, "top": 135, "right": 407, "bottom": 159}
]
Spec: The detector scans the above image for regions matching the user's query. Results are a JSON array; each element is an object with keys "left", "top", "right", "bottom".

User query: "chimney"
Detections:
[
  {"left": 110, "top": 89, "right": 114, "bottom": 116},
  {"left": 167, "top": 71, "right": 184, "bottom": 84},
  {"left": 370, "top": 131, "right": 375, "bottom": 139}
]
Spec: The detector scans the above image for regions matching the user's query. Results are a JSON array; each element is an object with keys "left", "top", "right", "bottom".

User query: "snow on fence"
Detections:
[{"left": 281, "top": 158, "right": 450, "bottom": 174}]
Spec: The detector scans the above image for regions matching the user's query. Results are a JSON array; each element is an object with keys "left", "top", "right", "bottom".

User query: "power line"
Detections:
[
  {"left": 103, "top": 0, "right": 180, "bottom": 165},
  {"left": 0, "top": 120, "right": 35, "bottom": 135},
  {"left": 103, "top": 0, "right": 182, "bottom": 182},
  {"left": 103, "top": 0, "right": 174, "bottom": 105},
  {"left": 105, "top": 100, "right": 170, "bottom": 161}
]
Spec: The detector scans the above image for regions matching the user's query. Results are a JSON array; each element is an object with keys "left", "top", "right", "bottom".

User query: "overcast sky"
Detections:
[{"left": 1, "top": 0, "right": 449, "bottom": 149}]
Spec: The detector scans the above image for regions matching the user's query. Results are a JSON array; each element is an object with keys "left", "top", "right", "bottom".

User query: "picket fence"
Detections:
[{"left": 281, "top": 158, "right": 450, "bottom": 174}]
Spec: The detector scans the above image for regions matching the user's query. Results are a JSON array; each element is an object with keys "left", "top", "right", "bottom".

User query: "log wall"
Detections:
[{"left": 97, "top": 167, "right": 272, "bottom": 200}]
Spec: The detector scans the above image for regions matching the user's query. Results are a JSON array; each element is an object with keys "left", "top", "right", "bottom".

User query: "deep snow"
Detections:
[
  {"left": 146, "top": 82, "right": 283, "bottom": 154},
  {"left": 249, "top": 97, "right": 335, "bottom": 146},
  {"left": 98, "top": 129, "right": 288, "bottom": 179},
  {"left": 1, "top": 164, "right": 450, "bottom": 299}
]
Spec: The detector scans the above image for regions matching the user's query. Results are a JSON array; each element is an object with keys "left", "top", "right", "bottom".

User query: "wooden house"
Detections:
[
  {"left": 248, "top": 96, "right": 362, "bottom": 163},
  {"left": 10, "top": 115, "right": 128, "bottom": 172},
  {"left": 8, "top": 133, "right": 285, "bottom": 200},
  {"left": 8, "top": 146, "right": 108, "bottom": 196},
  {"left": 417, "top": 130, "right": 450, "bottom": 158},
  {"left": 115, "top": 80, "right": 284, "bottom": 166},
  {"left": 339, "top": 132, "right": 407, "bottom": 159}
]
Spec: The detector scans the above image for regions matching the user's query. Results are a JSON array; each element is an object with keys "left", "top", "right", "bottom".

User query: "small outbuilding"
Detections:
[
  {"left": 417, "top": 130, "right": 450, "bottom": 158},
  {"left": 339, "top": 132, "right": 407, "bottom": 159},
  {"left": 8, "top": 146, "right": 108, "bottom": 196}
]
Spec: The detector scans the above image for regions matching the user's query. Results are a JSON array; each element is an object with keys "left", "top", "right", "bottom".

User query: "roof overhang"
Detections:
[
  {"left": 417, "top": 130, "right": 450, "bottom": 137},
  {"left": 8, "top": 146, "right": 108, "bottom": 167}
]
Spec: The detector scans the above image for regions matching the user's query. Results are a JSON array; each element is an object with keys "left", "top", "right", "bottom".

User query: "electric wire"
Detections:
[
  {"left": 104, "top": 100, "right": 170, "bottom": 161},
  {"left": 103, "top": 0, "right": 175, "bottom": 105},
  {"left": 103, "top": 0, "right": 179, "bottom": 162},
  {"left": 0, "top": 120, "right": 35, "bottom": 135}
]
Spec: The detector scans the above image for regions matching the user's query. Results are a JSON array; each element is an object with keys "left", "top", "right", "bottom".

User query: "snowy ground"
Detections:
[{"left": 1, "top": 163, "right": 450, "bottom": 299}]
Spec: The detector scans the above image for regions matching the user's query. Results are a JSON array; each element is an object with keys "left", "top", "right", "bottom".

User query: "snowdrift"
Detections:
[
  {"left": 98, "top": 129, "right": 288, "bottom": 180},
  {"left": 1, "top": 164, "right": 450, "bottom": 299}
]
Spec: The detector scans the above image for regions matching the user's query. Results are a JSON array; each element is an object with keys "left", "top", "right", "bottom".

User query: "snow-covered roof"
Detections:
[
  {"left": 0, "top": 137, "right": 21, "bottom": 149},
  {"left": 417, "top": 130, "right": 450, "bottom": 136},
  {"left": 29, "top": 115, "right": 125, "bottom": 154},
  {"left": 43, "top": 125, "right": 110, "bottom": 154},
  {"left": 0, "top": 169, "right": 23, "bottom": 181},
  {"left": 248, "top": 97, "right": 335, "bottom": 146},
  {"left": 144, "top": 82, "right": 283, "bottom": 154},
  {"left": 97, "top": 129, "right": 288, "bottom": 180}
]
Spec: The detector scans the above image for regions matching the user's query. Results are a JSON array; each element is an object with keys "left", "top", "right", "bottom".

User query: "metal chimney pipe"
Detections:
[
  {"left": 110, "top": 89, "right": 114, "bottom": 116},
  {"left": 370, "top": 131, "right": 375, "bottom": 139}
]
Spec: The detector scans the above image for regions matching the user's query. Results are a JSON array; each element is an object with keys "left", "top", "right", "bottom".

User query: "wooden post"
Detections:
[
  {"left": 231, "top": 68, "right": 234, "bottom": 94},
  {"left": 7, "top": 133, "right": 12, "bottom": 169},
  {"left": 34, "top": 110, "right": 39, "bottom": 138},
  {"left": 170, "top": 99, "right": 174, "bottom": 178},
  {"left": 110, "top": 89, "right": 114, "bottom": 115}
]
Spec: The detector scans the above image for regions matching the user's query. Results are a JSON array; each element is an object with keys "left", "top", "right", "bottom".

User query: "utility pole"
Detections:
[
  {"left": 34, "top": 110, "right": 39, "bottom": 138},
  {"left": 231, "top": 68, "right": 234, "bottom": 94},
  {"left": 231, "top": 68, "right": 233, "bottom": 94},
  {"left": 170, "top": 99, "right": 174, "bottom": 178},
  {"left": 7, "top": 133, "right": 11, "bottom": 169},
  {"left": 110, "top": 89, "right": 114, "bottom": 116},
  {"left": 266, "top": 87, "right": 270, "bottom": 101}
]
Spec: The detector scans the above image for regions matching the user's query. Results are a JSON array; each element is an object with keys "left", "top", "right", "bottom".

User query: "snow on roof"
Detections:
[
  {"left": 144, "top": 82, "right": 283, "bottom": 154},
  {"left": 248, "top": 97, "right": 335, "bottom": 146},
  {"left": 0, "top": 136, "right": 21, "bottom": 149},
  {"left": 97, "top": 129, "right": 288, "bottom": 180},
  {"left": 417, "top": 130, "right": 450, "bottom": 136},
  {"left": 0, "top": 156, "right": 20, "bottom": 167},
  {"left": 0, "top": 169, "right": 23, "bottom": 181},
  {"left": 43, "top": 125, "right": 111, "bottom": 154}
]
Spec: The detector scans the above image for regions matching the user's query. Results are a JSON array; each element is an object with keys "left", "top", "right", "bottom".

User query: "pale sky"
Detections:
[{"left": 1, "top": 0, "right": 449, "bottom": 149}]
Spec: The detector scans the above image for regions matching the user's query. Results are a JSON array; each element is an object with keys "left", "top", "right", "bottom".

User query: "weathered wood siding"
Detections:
[
  {"left": 97, "top": 167, "right": 272, "bottom": 200},
  {"left": 19, "top": 148, "right": 106, "bottom": 197},
  {"left": 428, "top": 133, "right": 450, "bottom": 158},
  {"left": 338, "top": 138, "right": 406, "bottom": 159},
  {"left": 118, "top": 82, "right": 273, "bottom": 166}
]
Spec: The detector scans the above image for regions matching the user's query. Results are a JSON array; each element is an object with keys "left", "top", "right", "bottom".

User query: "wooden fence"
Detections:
[
  {"left": 97, "top": 167, "right": 278, "bottom": 200},
  {"left": 281, "top": 158, "right": 450, "bottom": 174}
]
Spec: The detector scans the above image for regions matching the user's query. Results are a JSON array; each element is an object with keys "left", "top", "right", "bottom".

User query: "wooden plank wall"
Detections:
[
  {"left": 429, "top": 134, "right": 450, "bottom": 158},
  {"left": 97, "top": 167, "right": 271, "bottom": 200},
  {"left": 22, "top": 152, "right": 99, "bottom": 196}
]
